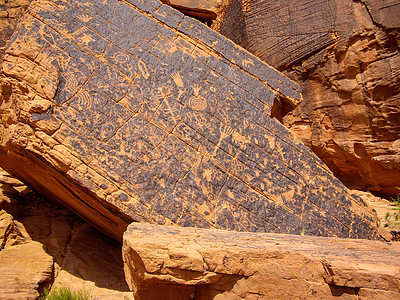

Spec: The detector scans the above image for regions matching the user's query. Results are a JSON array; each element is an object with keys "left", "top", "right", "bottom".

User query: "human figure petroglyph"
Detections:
[
  {"left": 157, "top": 87, "right": 179, "bottom": 126},
  {"left": 170, "top": 71, "right": 184, "bottom": 88},
  {"left": 76, "top": 14, "right": 92, "bottom": 23},
  {"left": 212, "top": 123, "right": 233, "bottom": 156}
]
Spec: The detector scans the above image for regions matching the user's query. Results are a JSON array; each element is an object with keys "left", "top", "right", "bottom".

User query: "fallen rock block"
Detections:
[
  {"left": 0, "top": 0, "right": 380, "bottom": 241},
  {"left": 123, "top": 223, "right": 400, "bottom": 300}
]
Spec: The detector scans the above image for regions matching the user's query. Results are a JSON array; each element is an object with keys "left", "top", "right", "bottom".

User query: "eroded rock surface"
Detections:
[
  {"left": 215, "top": 0, "right": 400, "bottom": 197},
  {"left": 0, "top": 0, "right": 32, "bottom": 59},
  {"left": 123, "top": 222, "right": 400, "bottom": 300},
  {"left": 0, "top": 0, "right": 381, "bottom": 240}
]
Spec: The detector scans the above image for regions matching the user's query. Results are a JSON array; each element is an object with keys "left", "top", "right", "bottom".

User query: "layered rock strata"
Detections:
[
  {"left": 0, "top": 0, "right": 380, "bottom": 240},
  {"left": 214, "top": 0, "right": 400, "bottom": 197},
  {"left": 123, "top": 223, "right": 400, "bottom": 300}
]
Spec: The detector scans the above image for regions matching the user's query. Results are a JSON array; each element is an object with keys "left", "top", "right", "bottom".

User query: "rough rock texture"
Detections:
[
  {"left": 0, "top": 0, "right": 31, "bottom": 59},
  {"left": 0, "top": 168, "right": 132, "bottom": 299},
  {"left": 0, "top": 0, "right": 382, "bottom": 241},
  {"left": 123, "top": 222, "right": 400, "bottom": 300},
  {"left": 215, "top": 0, "right": 400, "bottom": 197},
  {"left": 0, "top": 236, "right": 54, "bottom": 299}
]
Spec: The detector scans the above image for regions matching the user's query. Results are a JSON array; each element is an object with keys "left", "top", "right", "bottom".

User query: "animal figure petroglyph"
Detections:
[
  {"left": 138, "top": 59, "right": 149, "bottom": 79},
  {"left": 241, "top": 58, "right": 254, "bottom": 67}
]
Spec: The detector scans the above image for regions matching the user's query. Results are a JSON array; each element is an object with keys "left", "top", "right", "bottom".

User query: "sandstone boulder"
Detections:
[
  {"left": 215, "top": 0, "right": 400, "bottom": 197},
  {"left": 123, "top": 222, "right": 400, "bottom": 300},
  {"left": 0, "top": 0, "right": 380, "bottom": 241}
]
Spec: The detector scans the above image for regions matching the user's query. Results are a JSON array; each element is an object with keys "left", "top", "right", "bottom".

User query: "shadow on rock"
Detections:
[{"left": 0, "top": 172, "right": 132, "bottom": 299}]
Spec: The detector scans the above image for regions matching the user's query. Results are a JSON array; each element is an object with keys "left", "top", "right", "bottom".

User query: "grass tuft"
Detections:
[{"left": 40, "top": 286, "right": 91, "bottom": 300}]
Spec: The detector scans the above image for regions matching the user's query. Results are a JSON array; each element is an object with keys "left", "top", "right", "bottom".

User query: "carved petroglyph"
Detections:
[
  {"left": 188, "top": 84, "right": 207, "bottom": 111},
  {"left": 171, "top": 71, "right": 184, "bottom": 88},
  {"left": 73, "top": 89, "right": 93, "bottom": 109},
  {"left": 138, "top": 59, "right": 150, "bottom": 79},
  {"left": 112, "top": 51, "right": 130, "bottom": 64},
  {"left": 76, "top": 14, "right": 92, "bottom": 23},
  {"left": 213, "top": 124, "right": 233, "bottom": 156}
]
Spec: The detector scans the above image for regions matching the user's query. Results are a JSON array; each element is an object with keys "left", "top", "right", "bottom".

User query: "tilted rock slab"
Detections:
[
  {"left": 0, "top": 0, "right": 379, "bottom": 240},
  {"left": 123, "top": 223, "right": 400, "bottom": 300}
]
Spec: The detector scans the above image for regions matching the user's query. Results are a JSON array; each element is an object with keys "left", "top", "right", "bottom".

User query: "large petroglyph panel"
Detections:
[{"left": 0, "top": 0, "right": 379, "bottom": 240}]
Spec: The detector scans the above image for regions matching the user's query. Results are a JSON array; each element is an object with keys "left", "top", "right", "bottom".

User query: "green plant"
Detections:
[
  {"left": 40, "top": 286, "right": 91, "bottom": 300},
  {"left": 385, "top": 188, "right": 400, "bottom": 230}
]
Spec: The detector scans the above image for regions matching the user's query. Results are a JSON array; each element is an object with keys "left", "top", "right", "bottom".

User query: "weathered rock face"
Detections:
[
  {"left": 215, "top": 0, "right": 400, "bottom": 197},
  {"left": 0, "top": 0, "right": 381, "bottom": 240},
  {"left": 0, "top": 0, "right": 32, "bottom": 60},
  {"left": 0, "top": 168, "right": 132, "bottom": 299},
  {"left": 123, "top": 223, "right": 400, "bottom": 300}
]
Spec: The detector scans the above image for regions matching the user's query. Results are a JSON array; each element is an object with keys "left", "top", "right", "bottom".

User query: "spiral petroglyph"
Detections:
[
  {"left": 188, "top": 84, "right": 207, "bottom": 111},
  {"left": 188, "top": 95, "right": 207, "bottom": 111},
  {"left": 113, "top": 51, "right": 130, "bottom": 64},
  {"left": 73, "top": 89, "right": 93, "bottom": 109}
]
